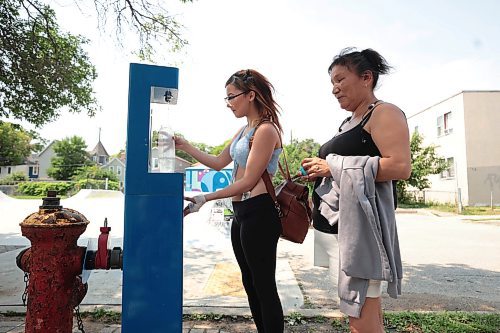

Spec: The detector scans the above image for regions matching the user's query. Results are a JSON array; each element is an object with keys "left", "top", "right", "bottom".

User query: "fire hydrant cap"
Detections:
[{"left": 20, "top": 191, "right": 89, "bottom": 227}]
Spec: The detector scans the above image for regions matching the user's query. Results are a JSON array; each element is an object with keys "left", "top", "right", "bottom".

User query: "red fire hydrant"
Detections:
[{"left": 16, "top": 191, "right": 90, "bottom": 333}]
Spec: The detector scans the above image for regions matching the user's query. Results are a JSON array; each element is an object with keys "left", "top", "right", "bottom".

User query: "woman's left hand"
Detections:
[
  {"left": 301, "top": 157, "right": 331, "bottom": 180},
  {"left": 183, "top": 194, "right": 207, "bottom": 217}
]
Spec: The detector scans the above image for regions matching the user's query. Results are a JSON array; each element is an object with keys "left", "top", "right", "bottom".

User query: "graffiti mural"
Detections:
[{"left": 185, "top": 167, "right": 233, "bottom": 192}]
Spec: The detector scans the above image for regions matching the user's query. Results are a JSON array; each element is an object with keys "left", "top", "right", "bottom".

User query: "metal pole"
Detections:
[{"left": 457, "top": 188, "right": 463, "bottom": 214}]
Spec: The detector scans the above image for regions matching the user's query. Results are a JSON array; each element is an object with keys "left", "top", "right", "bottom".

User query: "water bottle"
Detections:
[{"left": 157, "top": 126, "right": 175, "bottom": 173}]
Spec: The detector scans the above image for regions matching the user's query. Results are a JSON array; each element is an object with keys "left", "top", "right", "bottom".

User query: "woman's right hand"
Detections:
[
  {"left": 301, "top": 157, "right": 331, "bottom": 180},
  {"left": 173, "top": 135, "right": 190, "bottom": 151}
]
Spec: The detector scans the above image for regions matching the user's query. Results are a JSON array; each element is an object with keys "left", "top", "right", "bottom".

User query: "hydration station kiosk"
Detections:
[{"left": 122, "top": 63, "right": 183, "bottom": 332}]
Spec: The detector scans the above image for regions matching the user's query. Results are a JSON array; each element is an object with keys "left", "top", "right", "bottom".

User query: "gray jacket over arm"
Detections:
[{"left": 315, "top": 154, "right": 402, "bottom": 318}]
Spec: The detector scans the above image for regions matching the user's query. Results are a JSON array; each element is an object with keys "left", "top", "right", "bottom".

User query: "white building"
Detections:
[{"left": 407, "top": 91, "right": 500, "bottom": 206}]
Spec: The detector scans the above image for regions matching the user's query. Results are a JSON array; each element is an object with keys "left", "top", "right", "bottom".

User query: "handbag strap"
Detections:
[{"left": 248, "top": 120, "right": 285, "bottom": 216}]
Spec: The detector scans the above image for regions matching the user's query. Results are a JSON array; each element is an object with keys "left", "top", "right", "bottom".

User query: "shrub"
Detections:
[{"left": 17, "top": 182, "right": 75, "bottom": 196}]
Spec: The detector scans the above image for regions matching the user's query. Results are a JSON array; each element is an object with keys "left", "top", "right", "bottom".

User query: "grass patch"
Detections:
[
  {"left": 30, "top": 309, "right": 499, "bottom": 332},
  {"left": 384, "top": 311, "right": 500, "bottom": 333},
  {"left": 183, "top": 313, "right": 225, "bottom": 321},
  {"left": 2, "top": 311, "right": 25, "bottom": 317},
  {"left": 80, "top": 308, "right": 120, "bottom": 323},
  {"left": 398, "top": 202, "right": 500, "bottom": 215}
]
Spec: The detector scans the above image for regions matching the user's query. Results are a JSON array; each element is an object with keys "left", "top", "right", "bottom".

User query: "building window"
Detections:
[
  {"left": 437, "top": 112, "right": 453, "bottom": 136},
  {"left": 117, "top": 166, "right": 122, "bottom": 175},
  {"left": 33, "top": 166, "right": 39, "bottom": 175},
  {"left": 109, "top": 166, "right": 114, "bottom": 172},
  {"left": 8, "top": 167, "right": 11, "bottom": 174},
  {"left": 99, "top": 156, "right": 106, "bottom": 165},
  {"left": 441, "top": 157, "right": 455, "bottom": 179}
]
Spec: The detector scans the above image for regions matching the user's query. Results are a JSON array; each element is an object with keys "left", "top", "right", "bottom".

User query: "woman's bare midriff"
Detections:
[{"left": 231, "top": 167, "right": 270, "bottom": 202}]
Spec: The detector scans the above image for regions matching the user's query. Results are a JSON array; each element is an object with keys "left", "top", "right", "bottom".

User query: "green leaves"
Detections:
[
  {"left": 47, "top": 136, "right": 92, "bottom": 180},
  {"left": 0, "top": 121, "right": 32, "bottom": 165},
  {"left": 275, "top": 138, "right": 320, "bottom": 191},
  {"left": 397, "top": 132, "right": 448, "bottom": 202},
  {"left": 0, "top": 0, "right": 98, "bottom": 126},
  {"left": 72, "top": 165, "right": 119, "bottom": 182}
]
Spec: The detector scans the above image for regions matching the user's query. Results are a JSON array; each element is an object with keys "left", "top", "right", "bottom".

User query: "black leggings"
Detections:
[{"left": 231, "top": 193, "right": 284, "bottom": 333}]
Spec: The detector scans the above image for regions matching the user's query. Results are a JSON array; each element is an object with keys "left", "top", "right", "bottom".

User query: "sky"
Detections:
[{"left": 12, "top": 0, "right": 500, "bottom": 154}]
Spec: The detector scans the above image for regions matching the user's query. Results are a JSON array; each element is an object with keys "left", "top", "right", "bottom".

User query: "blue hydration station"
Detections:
[{"left": 122, "top": 63, "right": 184, "bottom": 332}]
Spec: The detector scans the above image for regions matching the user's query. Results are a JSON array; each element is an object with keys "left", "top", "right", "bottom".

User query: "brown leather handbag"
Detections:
[{"left": 250, "top": 122, "right": 312, "bottom": 243}]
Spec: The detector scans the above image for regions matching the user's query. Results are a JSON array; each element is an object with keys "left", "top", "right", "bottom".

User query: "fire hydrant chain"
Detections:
[
  {"left": 74, "top": 305, "right": 85, "bottom": 333},
  {"left": 22, "top": 272, "right": 29, "bottom": 306}
]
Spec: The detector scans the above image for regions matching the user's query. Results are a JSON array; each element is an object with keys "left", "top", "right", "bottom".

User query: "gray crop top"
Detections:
[{"left": 229, "top": 126, "right": 282, "bottom": 176}]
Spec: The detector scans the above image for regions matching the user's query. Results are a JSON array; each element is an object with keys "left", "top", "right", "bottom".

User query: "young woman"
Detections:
[{"left": 176, "top": 69, "right": 284, "bottom": 332}]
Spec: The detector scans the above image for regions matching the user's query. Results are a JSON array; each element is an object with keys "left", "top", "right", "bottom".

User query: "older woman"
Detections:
[{"left": 301, "top": 48, "right": 411, "bottom": 333}]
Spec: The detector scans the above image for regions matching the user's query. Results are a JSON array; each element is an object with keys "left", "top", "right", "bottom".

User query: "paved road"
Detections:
[{"left": 281, "top": 210, "right": 500, "bottom": 312}]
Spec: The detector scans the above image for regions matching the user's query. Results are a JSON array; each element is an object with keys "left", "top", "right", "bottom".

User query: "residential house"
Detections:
[
  {"left": 89, "top": 140, "right": 110, "bottom": 166},
  {"left": 102, "top": 157, "right": 126, "bottom": 190},
  {"left": 0, "top": 140, "right": 56, "bottom": 180},
  {"left": 36, "top": 140, "right": 57, "bottom": 179},
  {"left": 407, "top": 91, "right": 500, "bottom": 206}
]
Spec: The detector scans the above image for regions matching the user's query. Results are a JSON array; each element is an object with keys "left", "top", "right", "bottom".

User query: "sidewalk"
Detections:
[{"left": 1, "top": 190, "right": 499, "bottom": 332}]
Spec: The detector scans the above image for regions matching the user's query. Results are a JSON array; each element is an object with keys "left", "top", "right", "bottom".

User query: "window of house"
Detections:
[
  {"left": 0, "top": 168, "right": 2, "bottom": 174},
  {"left": 93, "top": 156, "right": 97, "bottom": 162},
  {"left": 99, "top": 156, "right": 106, "bottom": 165},
  {"left": 437, "top": 112, "right": 453, "bottom": 136},
  {"left": 109, "top": 166, "right": 114, "bottom": 172},
  {"left": 441, "top": 157, "right": 455, "bottom": 179},
  {"left": 8, "top": 167, "right": 11, "bottom": 174},
  {"left": 117, "top": 166, "right": 122, "bottom": 175},
  {"left": 153, "top": 158, "right": 159, "bottom": 169},
  {"left": 33, "top": 166, "right": 39, "bottom": 175}
]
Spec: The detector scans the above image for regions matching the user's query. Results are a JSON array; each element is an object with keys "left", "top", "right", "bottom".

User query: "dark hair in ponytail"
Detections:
[
  {"left": 225, "top": 69, "right": 283, "bottom": 133},
  {"left": 328, "top": 47, "right": 391, "bottom": 89}
]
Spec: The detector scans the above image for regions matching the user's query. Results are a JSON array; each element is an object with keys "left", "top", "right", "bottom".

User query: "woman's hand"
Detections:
[
  {"left": 183, "top": 194, "right": 207, "bottom": 217},
  {"left": 173, "top": 135, "right": 191, "bottom": 151},
  {"left": 301, "top": 157, "right": 331, "bottom": 180}
]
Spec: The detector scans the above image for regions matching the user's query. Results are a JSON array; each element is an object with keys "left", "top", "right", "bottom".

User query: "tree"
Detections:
[
  {"left": 17, "top": 0, "right": 193, "bottom": 60},
  {"left": 397, "top": 132, "right": 448, "bottom": 202},
  {"left": 210, "top": 139, "right": 231, "bottom": 156},
  {"left": 72, "top": 165, "right": 118, "bottom": 182},
  {"left": 47, "top": 136, "right": 92, "bottom": 180},
  {"left": 1, "top": 0, "right": 192, "bottom": 127},
  {"left": 0, "top": 121, "right": 32, "bottom": 165},
  {"left": 0, "top": 0, "right": 98, "bottom": 126},
  {"left": 87, "top": 0, "right": 193, "bottom": 60},
  {"left": 275, "top": 138, "right": 320, "bottom": 190}
]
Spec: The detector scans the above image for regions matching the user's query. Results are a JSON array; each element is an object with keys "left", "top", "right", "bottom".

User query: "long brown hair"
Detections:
[{"left": 225, "top": 69, "right": 283, "bottom": 133}]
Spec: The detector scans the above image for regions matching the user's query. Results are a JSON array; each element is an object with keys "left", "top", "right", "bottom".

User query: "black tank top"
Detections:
[{"left": 312, "top": 103, "right": 398, "bottom": 234}]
